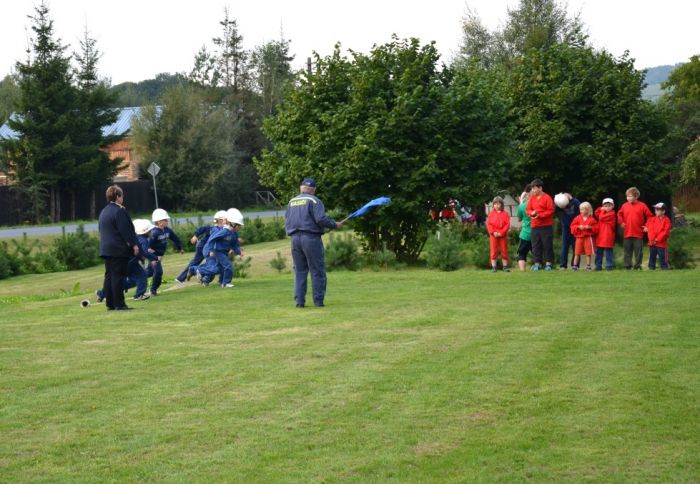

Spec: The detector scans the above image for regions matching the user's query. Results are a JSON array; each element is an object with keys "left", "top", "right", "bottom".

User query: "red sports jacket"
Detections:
[
  {"left": 645, "top": 215, "right": 672, "bottom": 248},
  {"left": 486, "top": 209, "right": 510, "bottom": 237},
  {"left": 617, "top": 201, "right": 652, "bottom": 238},
  {"left": 570, "top": 214, "right": 598, "bottom": 238},
  {"left": 526, "top": 192, "right": 555, "bottom": 228},
  {"left": 594, "top": 207, "right": 616, "bottom": 248}
]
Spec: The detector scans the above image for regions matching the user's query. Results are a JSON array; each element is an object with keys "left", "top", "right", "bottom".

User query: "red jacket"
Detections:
[
  {"left": 594, "top": 207, "right": 616, "bottom": 248},
  {"left": 617, "top": 201, "right": 652, "bottom": 238},
  {"left": 526, "top": 192, "right": 555, "bottom": 228},
  {"left": 645, "top": 215, "right": 672, "bottom": 248},
  {"left": 486, "top": 209, "right": 510, "bottom": 237},
  {"left": 570, "top": 214, "right": 598, "bottom": 239}
]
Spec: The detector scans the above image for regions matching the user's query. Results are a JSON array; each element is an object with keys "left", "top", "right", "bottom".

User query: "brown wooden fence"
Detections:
[{"left": 0, "top": 180, "right": 153, "bottom": 226}]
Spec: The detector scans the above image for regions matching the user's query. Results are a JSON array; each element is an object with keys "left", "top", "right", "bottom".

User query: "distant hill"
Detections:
[{"left": 639, "top": 63, "right": 683, "bottom": 101}]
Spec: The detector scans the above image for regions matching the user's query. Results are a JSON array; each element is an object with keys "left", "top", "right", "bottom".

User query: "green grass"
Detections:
[{"left": 1, "top": 240, "right": 699, "bottom": 481}]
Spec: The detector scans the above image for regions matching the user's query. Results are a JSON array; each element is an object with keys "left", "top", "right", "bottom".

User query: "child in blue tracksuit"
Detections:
[
  {"left": 148, "top": 208, "right": 183, "bottom": 296},
  {"left": 124, "top": 220, "right": 159, "bottom": 300},
  {"left": 175, "top": 220, "right": 215, "bottom": 284},
  {"left": 197, "top": 214, "right": 243, "bottom": 288},
  {"left": 96, "top": 219, "right": 158, "bottom": 302}
]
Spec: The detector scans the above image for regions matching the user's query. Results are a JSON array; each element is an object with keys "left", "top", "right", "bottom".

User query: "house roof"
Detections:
[{"left": 0, "top": 106, "right": 146, "bottom": 140}]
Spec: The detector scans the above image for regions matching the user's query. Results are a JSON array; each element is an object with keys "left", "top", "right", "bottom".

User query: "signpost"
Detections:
[{"left": 147, "top": 162, "right": 161, "bottom": 209}]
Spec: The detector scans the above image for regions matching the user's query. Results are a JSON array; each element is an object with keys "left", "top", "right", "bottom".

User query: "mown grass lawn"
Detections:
[{"left": 1, "top": 240, "right": 698, "bottom": 481}]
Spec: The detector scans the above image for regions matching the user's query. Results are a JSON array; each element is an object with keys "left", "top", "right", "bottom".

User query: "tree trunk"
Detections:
[
  {"left": 71, "top": 191, "right": 76, "bottom": 221},
  {"left": 90, "top": 190, "right": 96, "bottom": 219},
  {"left": 49, "top": 187, "right": 56, "bottom": 223},
  {"left": 55, "top": 189, "right": 61, "bottom": 222}
]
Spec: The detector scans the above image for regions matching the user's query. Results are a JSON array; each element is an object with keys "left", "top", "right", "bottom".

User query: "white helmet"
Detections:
[
  {"left": 133, "top": 219, "right": 155, "bottom": 235},
  {"left": 152, "top": 208, "right": 170, "bottom": 222},
  {"left": 213, "top": 210, "right": 228, "bottom": 221},
  {"left": 226, "top": 208, "right": 244, "bottom": 226}
]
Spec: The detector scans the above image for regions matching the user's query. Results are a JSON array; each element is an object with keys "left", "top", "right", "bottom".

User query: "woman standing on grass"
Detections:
[{"left": 98, "top": 185, "right": 139, "bottom": 311}]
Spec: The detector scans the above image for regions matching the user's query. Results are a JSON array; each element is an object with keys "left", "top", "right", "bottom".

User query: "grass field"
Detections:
[{"left": 1, "top": 239, "right": 699, "bottom": 481}]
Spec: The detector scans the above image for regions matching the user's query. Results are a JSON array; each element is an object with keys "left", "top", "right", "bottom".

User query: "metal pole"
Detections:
[{"left": 152, "top": 175, "right": 159, "bottom": 209}]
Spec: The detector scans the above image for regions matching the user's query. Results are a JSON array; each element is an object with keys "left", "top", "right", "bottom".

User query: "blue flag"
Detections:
[{"left": 345, "top": 197, "right": 392, "bottom": 220}]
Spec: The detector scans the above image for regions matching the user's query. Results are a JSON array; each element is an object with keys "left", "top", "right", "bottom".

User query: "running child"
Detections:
[
  {"left": 174, "top": 211, "right": 222, "bottom": 284},
  {"left": 148, "top": 208, "right": 183, "bottom": 296},
  {"left": 197, "top": 209, "right": 245, "bottom": 288}
]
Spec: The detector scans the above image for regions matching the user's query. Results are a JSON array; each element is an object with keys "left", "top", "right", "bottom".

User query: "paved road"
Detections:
[{"left": 0, "top": 210, "right": 285, "bottom": 239}]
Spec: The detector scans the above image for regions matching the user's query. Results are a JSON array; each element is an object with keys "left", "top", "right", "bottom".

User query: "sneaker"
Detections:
[
  {"left": 133, "top": 294, "right": 151, "bottom": 301},
  {"left": 187, "top": 268, "right": 196, "bottom": 281},
  {"left": 296, "top": 303, "right": 305, "bottom": 308},
  {"left": 585, "top": 266, "right": 592, "bottom": 272},
  {"left": 175, "top": 278, "right": 185, "bottom": 286},
  {"left": 571, "top": 266, "right": 579, "bottom": 271},
  {"left": 559, "top": 266, "right": 567, "bottom": 271},
  {"left": 150, "top": 289, "right": 158, "bottom": 297},
  {"left": 95, "top": 290, "right": 104, "bottom": 303},
  {"left": 531, "top": 264, "right": 541, "bottom": 271},
  {"left": 544, "top": 265, "right": 553, "bottom": 271},
  {"left": 221, "top": 283, "right": 234, "bottom": 288},
  {"left": 491, "top": 267, "right": 497, "bottom": 273},
  {"left": 503, "top": 267, "right": 511, "bottom": 272}
]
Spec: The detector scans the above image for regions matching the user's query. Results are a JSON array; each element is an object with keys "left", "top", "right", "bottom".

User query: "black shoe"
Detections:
[
  {"left": 314, "top": 303, "right": 325, "bottom": 307},
  {"left": 115, "top": 306, "right": 133, "bottom": 311},
  {"left": 295, "top": 303, "right": 304, "bottom": 308}
]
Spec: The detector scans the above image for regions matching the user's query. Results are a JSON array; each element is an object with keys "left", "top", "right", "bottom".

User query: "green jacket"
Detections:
[{"left": 517, "top": 202, "right": 531, "bottom": 241}]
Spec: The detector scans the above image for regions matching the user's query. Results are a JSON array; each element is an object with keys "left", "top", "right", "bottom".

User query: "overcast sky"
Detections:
[{"left": 0, "top": 0, "right": 697, "bottom": 85}]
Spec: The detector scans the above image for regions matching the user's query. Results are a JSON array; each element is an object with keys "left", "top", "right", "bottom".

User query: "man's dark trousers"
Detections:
[
  {"left": 104, "top": 256, "right": 129, "bottom": 309},
  {"left": 291, "top": 233, "right": 326, "bottom": 306}
]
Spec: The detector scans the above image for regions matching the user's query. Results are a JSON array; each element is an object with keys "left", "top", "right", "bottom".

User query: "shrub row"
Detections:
[
  {"left": 0, "top": 226, "right": 100, "bottom": 280},
  {"left": 171, "top": 217, "right": 286, "bottom": 253}
]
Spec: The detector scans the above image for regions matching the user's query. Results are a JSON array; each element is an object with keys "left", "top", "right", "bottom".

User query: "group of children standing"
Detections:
[
  {"left": 486, "top": 183, "right": 673, "bottom": 272},
  {"left": 97, "top": 207, "right": 245, "bottom": 303}
]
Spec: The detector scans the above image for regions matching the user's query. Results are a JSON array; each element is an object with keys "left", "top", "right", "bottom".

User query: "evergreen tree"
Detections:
[
  {"left": 0, "top": 1, "right": 77, "bottom": 222},
  {"left": 71, "top": 27, "right": 123, "bottom": 219}
]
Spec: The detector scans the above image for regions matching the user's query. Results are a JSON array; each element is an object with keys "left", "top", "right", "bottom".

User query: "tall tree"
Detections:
[
  {"left": 0, "top": 1, "right": 77, "bottom": 222},
  {"left": 131, "top": 84, "right": 254, "bottom": 210},
  {"left": 250, "top": 34, "right": 295, "bottom": 116},
  {"left": 71, "top": 27, "right": 123, "bottom": 219},
  {"left": 507, "top": 44, "right": 668, "bottom": 201},
  {"left": 257, "top": 38, "right": 510, "bottom": 261},
  {"left": 661, "top": 55, "right": 700, "bottom": 185},
  {"left": 459, "top": 0, "right": 586, "bottom": 68},
  {"left": 0, "top": 74, "right": 21, "bottom": 125}
]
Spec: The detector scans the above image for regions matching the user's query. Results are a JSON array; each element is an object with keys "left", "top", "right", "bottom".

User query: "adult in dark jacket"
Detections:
[
  {"left": 285, "top": 178, "right": 343, "bottom": 307},
  {"left": 98, "top": 185, "right": 139, "bottom": 310}
]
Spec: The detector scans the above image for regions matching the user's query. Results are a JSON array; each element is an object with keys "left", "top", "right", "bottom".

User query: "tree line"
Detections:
[
  {"left": 0, "top": 0, "right": 697, "bottom": 251},
  {"left": 255, "top": 0, "right": 699, "bottom": 261}
]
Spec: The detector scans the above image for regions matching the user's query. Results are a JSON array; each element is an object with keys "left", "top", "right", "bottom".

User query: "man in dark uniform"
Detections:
[
  {"left": 285, "top": 178, "right": 343, "bottom": 307},
  {"left": 98, "top": 185, "right": 139, "bottom": 310}
]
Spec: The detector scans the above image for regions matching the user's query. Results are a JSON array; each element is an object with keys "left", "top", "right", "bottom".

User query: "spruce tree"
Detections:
[{"left": 1, "top": 1, "right": 77, "bottom": 222}]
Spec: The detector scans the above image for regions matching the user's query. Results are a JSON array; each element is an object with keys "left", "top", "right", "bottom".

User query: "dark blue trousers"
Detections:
[
  {"left": 146, "top": 259, "right": 163, "bottom": 292},
  {"left": 198, "top": 252, "right": 232, "bottom": 285},
  {"left": 177, "top": 249, "right": 205, "bottom": 282},
  {"left": 560, "top": 225, "right": 575, "bottom": 268},
  {"left": 291, "top": 234, "right": 326, "bottom": 306},
  {"left": 124, "top": 258, "right": 149, "bottom": 298},
  {"left": 648, "top": 247, "right": 669, "bottom": 270},
  {"left": 595, "top": 247, "right": 614, "bottom": 271}
]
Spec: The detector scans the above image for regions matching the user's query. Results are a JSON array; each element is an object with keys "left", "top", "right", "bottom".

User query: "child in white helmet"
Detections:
[
  {"left": 147, "top": 208, "right": 183, "bottom": 296},
  {"left": 175, "top": 210, "right": 223, "bottom": 284},
  {"left": 197, "top": 208, "right": 245, "bottom": 288}
]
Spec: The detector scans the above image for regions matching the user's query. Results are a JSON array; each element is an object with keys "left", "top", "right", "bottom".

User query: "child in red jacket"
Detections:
[
  {"left": 617, "top": 186, "right": 652, "bottom": 270},
  {"left": 570, "top": 202, "right": 598, "bottom": 271},
  {"left": 594, "top": 197, "right": 616, "bottom": 271},
  {"left": 486, "top": 196, "right": 511, "bottom": 272},
  {"left": 644, "top": 202, "right": 672, "bottom": 270}
]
